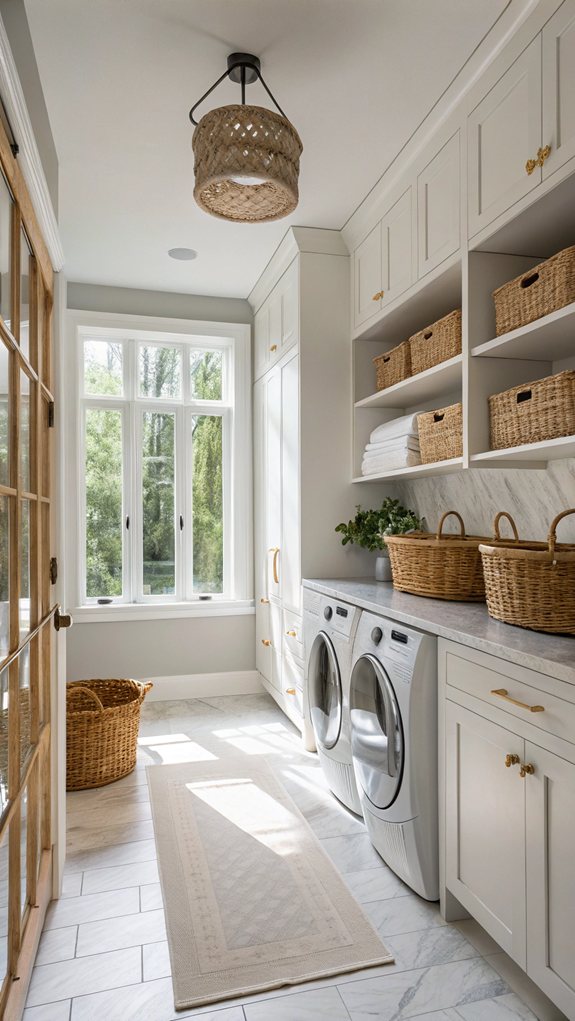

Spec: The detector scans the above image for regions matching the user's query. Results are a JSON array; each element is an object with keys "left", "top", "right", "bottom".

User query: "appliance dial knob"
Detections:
[
  {"left": 371, "top": 627, "right": 383, "bottom": 645},
  {"left": 323, "top": 606, "right": 333, "bottom": 621}
]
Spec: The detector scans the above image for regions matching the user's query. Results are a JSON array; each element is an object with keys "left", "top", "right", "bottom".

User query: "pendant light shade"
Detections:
[{"left": 190, "top": 54, "right": 302, "bottom": 223}]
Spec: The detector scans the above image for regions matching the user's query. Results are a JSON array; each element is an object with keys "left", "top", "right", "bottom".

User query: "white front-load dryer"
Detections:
[
  {"left": 304, "top": 589, "right": 362, "bottom": 816},
  {"left": 350, "top": 611, "right": 438, "bottom": 900}
]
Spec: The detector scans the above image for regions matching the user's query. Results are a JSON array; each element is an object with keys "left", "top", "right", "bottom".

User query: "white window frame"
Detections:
[{"left": 65, "top": 310, "right": 252, "bottom": 621}]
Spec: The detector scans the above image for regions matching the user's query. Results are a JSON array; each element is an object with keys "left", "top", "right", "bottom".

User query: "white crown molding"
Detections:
[
  {"left": 0, "top": 14, "right": 64, "bottom": 271},
  {"left": 248, "top": 225, "right": 348, "bottom": 312}
]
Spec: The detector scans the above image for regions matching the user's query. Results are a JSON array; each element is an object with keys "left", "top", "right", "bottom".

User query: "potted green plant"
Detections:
[{"left": 335, "top": 498, "right": 422, "bottom": 581}]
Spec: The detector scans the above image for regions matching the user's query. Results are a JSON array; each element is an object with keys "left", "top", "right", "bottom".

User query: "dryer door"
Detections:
[
  {"left": 308, "top": 632, "right": 342, "bottom": 750},
  {"left": 350, "top": 653, "right": 404, "bottom": 809}
]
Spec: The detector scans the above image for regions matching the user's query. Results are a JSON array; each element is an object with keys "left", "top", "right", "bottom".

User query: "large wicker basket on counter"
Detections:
[
  {"left": 409, "top": 308, "right": 462, "bottom": 374},
  {"left": 373, "top": 340, "right": 411, "bottom": 391},
  {"left": 493, "top": 245, "right": 575, "bottom": 336},
  {"left": 385, "top": 510, "right": 488, "bottom": 601},
  {"left": 418, "top": 403, "right": 463, "bottom": 463},
  {"left": 489, "top": 370, "right": 575, "bottom": 450},
  {"left": 66, "top": 678, "right": 153, "bottom": 790}
]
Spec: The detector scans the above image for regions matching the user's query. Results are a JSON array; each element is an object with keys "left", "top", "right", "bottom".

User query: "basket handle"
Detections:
[
  {"left": 142, "top": 682, "right": 153, "bottom": 696},
  {"left": 493, "top": 511, "right": 520, "bottom": 542},
  {"left": 437, "top": 510, "right": 466, "bottom": 540},
  {"left": 548, "top": 509, "right": 575, "bottom": 556},
  {"left": 66, "top": 684, "right": 104, "bottom": 713},
  {"left": 520, "top": 271, "right": 540, "bottom": 289}
]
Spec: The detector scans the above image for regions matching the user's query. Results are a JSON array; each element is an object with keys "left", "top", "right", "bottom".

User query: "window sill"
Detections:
[{"left": 71, "top": 600, "right": 255, "bottom": 624}]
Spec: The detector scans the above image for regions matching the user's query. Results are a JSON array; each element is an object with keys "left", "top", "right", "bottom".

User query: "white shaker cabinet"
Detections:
[
  {"left": 353, "top": 222, "right": 383, "bottom": 329},
  {"left": 417, "top": 131, "right": 460, "bottom": 278},
  {"left": 352, "top": 188, "right": 414, "bottom": 332},
  {"left": 253, "top": 259, "right": 300, "bottom": 380},
  {"left": 468, "top": 36, "right": 542, "bottom": 238},
  {"left": 542, "top": 0, "right": 575, "bottom": 181}
]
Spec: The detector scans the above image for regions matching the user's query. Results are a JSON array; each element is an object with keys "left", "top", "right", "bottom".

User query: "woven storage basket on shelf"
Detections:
[
  {"left": 418, "top": 403, "right": 463, "bottom": 463},
  {"left": 385, "top": 510, "right": 489, "bottom": 601},
  {"left": 493, "top": 245, "right": 575, "bottom": 336},
  {"left": 373, "top": 341, "right": 411, "bottom": 391},
  {"left": 479, "top": 509, "right": 575, "bottom": 634},
  {"left": 409, "top": 309, "right": 462, "bottom": 375},
  {"left": 489, "top": 370, "right": 575, "bottom": 450},
  {"left": 66, "top": 678, "right": 152, "bottom": 791}
]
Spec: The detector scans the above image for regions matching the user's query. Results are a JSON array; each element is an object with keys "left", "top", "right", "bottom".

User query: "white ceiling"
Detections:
[{"left": 25, "top": 0, "right": 511, "bottom": 299}]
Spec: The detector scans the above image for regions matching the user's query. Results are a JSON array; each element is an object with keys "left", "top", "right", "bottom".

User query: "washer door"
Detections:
[
  {"left": 308, "top": 632, "right": 342, "bottom": 750},
  {"left": 350, "top": 653, "right": 404, "bottom": 809}
]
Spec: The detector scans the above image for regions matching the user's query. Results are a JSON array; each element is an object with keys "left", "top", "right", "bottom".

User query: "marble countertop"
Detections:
[{"left": 303, "top": 578, "right": 575, "bottom": 684}]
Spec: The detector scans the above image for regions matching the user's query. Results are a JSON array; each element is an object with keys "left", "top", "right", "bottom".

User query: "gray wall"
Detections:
[
  {"left": 66, "top": 281, "right": 255, "bottom": 684},
  {"left": 396, "top": 459, "right": 575, "bottom": 543},
  {"left": 0, "top": 0, "right": 58, "bottom": 214}
]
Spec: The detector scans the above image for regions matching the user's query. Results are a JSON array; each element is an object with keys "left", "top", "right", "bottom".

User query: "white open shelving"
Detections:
[
  {"left": 472, "top": 302, "right": 575, "bottom": 361},
  {"left": 352, "top": 457, "right": 463, "bottom": 484},
  {"left": 471, "top": 434, "right": 575, "bottom": 468},
  {"left": 355, "top": 355, "right": 463, "bottom": 410}
]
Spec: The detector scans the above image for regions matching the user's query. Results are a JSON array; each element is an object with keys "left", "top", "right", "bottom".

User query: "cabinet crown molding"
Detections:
[{"left": 248, "top": 226, "right": 348, "bottom": 313}]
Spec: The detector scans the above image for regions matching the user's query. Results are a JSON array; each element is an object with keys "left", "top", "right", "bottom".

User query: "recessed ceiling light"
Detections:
[{"left": 168, "top": 247, "right": 198, "bottom": 261}]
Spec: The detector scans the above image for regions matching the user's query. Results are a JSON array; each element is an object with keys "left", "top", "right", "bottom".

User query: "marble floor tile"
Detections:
[
  {"left": 484, "top": 954, "right": 568, "bottom": 1021},
  {"left": 81, "top": 858, "right": 159, "bottom": 895},
  {"left": 64, "top": 838, "right": 157, "bottom": 875},
  {"left": 45, "top": 887, "right": 140, "bottom": 930},
  {"left": 23, "top": 1001, "right": 72, "bottom": 1021},
  {"left": 301, "top": 801, "right": 365, "bottom": 839},
  {"left": 384, "top": 926, "right": 480, "bottom": 973},
  {"left": 243, "top": 985, "right": 351, "bottom": 1020},
  {"left": 27, "top": 946, "right": 142, "bottom": 1006},
  {"left": 452, "top": 991, "right": 540, "bottom": 1019},
  {"left": 76, "top": 907, "right": 166, "bottom": 956},
  {"left": 362, "top": 892, "right": 446, "bottom": 937},
  {"left": 143, "top": 939, "right": 171, "bottom": 981},
  {"left": 141, "top": 882, "right": 163, "bottom": 911},
  {"left": 36, "top": 925, "right": 78, "bottom": 966},
  {"left": 69, "top": 976, "right": 243, "bottom": 1020},
  {"left": 320, "top": 833, "right": 385, "bottom": 873},
  {"left": 198, "top": 693, "right": 281, "bottom": 715},
  {"left": 344, "top": 867, "right": 411, "bottom": 903},
  {"left": 451, "top": 919, "right": 502, "bottom": 957},
  {"left": 338, "top": 957, "right": 509, "bottom": 1019}
]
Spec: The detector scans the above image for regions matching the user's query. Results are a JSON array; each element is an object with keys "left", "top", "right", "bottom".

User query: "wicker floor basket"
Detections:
[
  {"left": 385, "top": 510, "right": 488, "bottom": 601},
  {"left": 479, "top": 510, "right": 575, "bottom": 634},
  {"left": 493, "top": 245, "right": 575, "bottom": 336},
  {"left": 373, "top": 340, "right": 411, "bottom": 391},
  {"left": 66, "top": 678, "right": 153, "bottom": 791},
  {"left": 418, "top": 403, "right": 463, "bottom": 463},
  {"left": 489, "top": 370, "right": 575, "bottom": 450},
  {"left": 409, "top": 309, "right": 462, "bottom": 375}
]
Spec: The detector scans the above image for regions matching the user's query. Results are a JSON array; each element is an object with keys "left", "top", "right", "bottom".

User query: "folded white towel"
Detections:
[
  {"left": 369, "top": 413, "right": 419, "bottom": 444},
  {"left": 362, "top": 450, "right": 422, "bottom": 475},
  {"left": 364, "top": 436, "right": 420, "bottom": 454}
]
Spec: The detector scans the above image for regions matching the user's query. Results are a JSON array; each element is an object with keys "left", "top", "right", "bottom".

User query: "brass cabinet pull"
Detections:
[
  {"left": 260, "top": 597, "right": 270, "bottom": 604},
  {"left": 505, "top": 753, "right": 520, "bottom": 768},
  {"left": 286, "top": 629, "right": 297, "bottom": 637},
  {"left": 268, "top": 547, "right": 280, "bottom": 585},
  {"left": 270, "top": 344, "right": 278, "bottom": 352},
  {"left": 491, "top": 688, "right": 544, "bottom": 713},
  {"left": 285, "top": 688, "right": 296, "bottom": 695},
  {"left": 526, "top": 144, "right": 551, "bottom": 175},
  {"left": 519, "top": 763, "right": 535, "bottom": 778},
  {"left": 371, "top": 290, "right": 384, "bottom": 301},
  {"left": 261, "top": 639, "right": 271, "bottom": 647}
]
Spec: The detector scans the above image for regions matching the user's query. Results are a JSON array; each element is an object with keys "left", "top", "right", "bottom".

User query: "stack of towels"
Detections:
[{"left": 362, "top": 413, "right": 421, "bottom": 475}]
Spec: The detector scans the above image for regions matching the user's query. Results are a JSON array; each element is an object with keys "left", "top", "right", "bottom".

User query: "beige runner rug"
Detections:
[{"left": 147, "top": 757, "right": 393, "bottom": 1010}]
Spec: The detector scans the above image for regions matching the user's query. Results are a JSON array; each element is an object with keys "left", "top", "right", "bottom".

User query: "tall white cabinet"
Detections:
[{"left": 251, "top": 227, "right": 387, "bottom": 732}]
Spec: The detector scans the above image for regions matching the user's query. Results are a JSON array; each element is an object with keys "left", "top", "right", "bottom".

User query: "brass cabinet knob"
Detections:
[
  {"left": 285, "top": 688, "right": 296, "bottom": 696},
  {"left": 526, "top": 144, "right": 551, "bottom": 175},
  {"left": 505, "top": 753, "right": 520, "bottom": 768},
  {"left": 260, "top": 597, "right": 270, "bottom": 604},
  {"left": 270, "top": 344, "right": 278, "bottom": 352},
  {"left": 286, "top": 629, "right": 297, "bottom": 638},
  {"left": 261, "top": 639, "right": 271, "bottom": 647},
  {"left": 371, "top": 290, "right": 384, "bottom": 301},
  {"left": 519, "top": 763, "right": 535, "bottom": 778}
]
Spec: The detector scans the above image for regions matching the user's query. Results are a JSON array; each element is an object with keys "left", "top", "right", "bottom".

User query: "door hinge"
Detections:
[
  {"left": 48, "top": 401, "right": 55, "bottom": 428},
  {"left": 49, "top": 557, "right": 58, "bottom": 585}
]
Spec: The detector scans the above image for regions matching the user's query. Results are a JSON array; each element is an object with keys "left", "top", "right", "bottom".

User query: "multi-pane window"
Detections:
[{"left": 79, "top": 334, "right": 233, "bottom": 604}]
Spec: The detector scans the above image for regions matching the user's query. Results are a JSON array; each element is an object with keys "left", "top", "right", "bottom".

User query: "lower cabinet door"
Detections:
[
  {"left": 270, "top": 599, "right": 283, "bottom": 692},
  {"left": 526, "top": 742, "right": 575, "bottom": 1018},
  {"left": 255, "top": 599, "right": 272, "bottom": 684},
  {"left": 445, "top": 700, "right": 526, "bottom": 965}
]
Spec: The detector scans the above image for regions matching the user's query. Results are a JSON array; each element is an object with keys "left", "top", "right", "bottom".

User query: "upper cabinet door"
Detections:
[
  {"left": 468, "top": 37, "right": 542, "bottom": 239},
  {"left": 418, "top": 132, "right": 460, "bottom": 278},
  {"left": 280, "top": 259, "right": 299, "bottom": 354},
  {"left": 382, "top": 187, "right": 413, "bottom": 306},
  {"left": 542, "top": 0, "right": 575, "bottom": 180},
  {"left": 267, "top": 285, "right": 283, "bottom": 366},
  {"left": 254, "top": 303, "right": 270, "bottom": 381},
  {"left": 353, "top": 222, "right": 383, "bottom": 330},
  {"left": 526, "top": 742, "right": 575, "bottom": 1019}
]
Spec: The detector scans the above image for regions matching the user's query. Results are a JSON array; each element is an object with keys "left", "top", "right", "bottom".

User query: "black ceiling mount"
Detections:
[{"left": 189, "top": 52, "right": 287, "bottom": 126}]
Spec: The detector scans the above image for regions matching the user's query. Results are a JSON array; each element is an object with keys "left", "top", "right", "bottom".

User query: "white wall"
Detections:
[{"left": 65, "top": 281, "right": 257, "bottom": 688}]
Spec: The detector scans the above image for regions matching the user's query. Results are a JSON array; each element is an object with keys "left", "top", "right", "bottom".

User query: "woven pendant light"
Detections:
[{"left": 190, "top": 54, "right": 303, "bottom": 223}]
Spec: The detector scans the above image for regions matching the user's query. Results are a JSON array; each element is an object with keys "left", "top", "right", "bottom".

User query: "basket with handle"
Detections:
[
  {"left": 66, "top": 678, "right": 153, "bottom": 790},
  {"left": 409, "top": 308, "right": 462, "bottom": 374},
  {"left": 479, "top": 509, "right": 575, "bottom": 634},
  {"left": 489, "top": 370, "right": 575, "bottom": 450},
  {"left": 417, "top": 403, "right": 463, "bottom": 463},
  {"left": 373, "top": 340, "right": 411, "bottom": 391},
  {"left": 385, "top": 510, "right": 489, "bottom": 601},
  {"left": 492, "top": 245, "right": 575, "bottom": 336}
]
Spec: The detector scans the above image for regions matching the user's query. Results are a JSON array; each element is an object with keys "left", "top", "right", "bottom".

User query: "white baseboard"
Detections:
[{"left": 140, "top": 670, "right": 263, "bottom": 702}]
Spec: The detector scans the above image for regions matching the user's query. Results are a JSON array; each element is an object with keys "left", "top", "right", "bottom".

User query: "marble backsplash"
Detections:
[{"left": 395, "top": 458, "right": 575, "bottom": 543}]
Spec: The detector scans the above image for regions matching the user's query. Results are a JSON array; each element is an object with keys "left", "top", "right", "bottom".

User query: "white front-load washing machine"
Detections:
[
  {"left": 303, "top": 589, "right": 362, "bottom": 816},
  {"left": 349, "top": 611, "right": 438, "bottom": 900}
]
